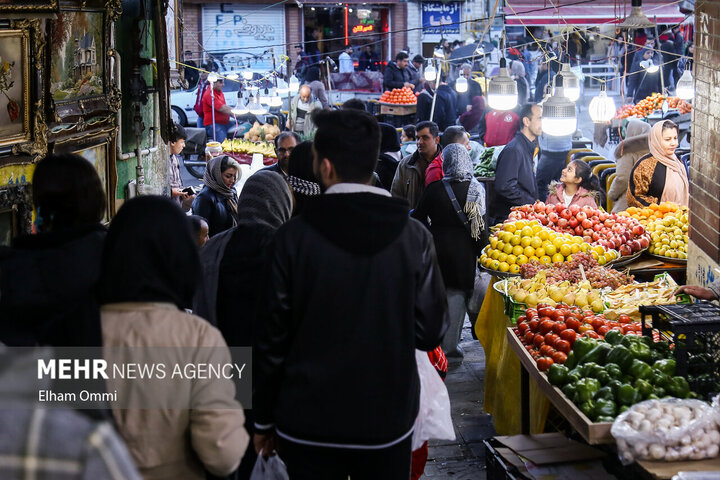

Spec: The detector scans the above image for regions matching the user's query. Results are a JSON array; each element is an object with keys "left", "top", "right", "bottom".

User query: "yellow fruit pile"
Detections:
[
  {"left": 646, "top": 208, "right": 689, "bottom": 259},
  {"left": 504, "top": 273, "right": 605, "bottom": 311},
  {"left": 479, "top": 220, "right": 618, "bottom": 274},
  {"left": 221, "top": 138, "right": 276, "bottom": 158},
  {"left": 622, "top": 202, "right": 684, "bottom": 225}
]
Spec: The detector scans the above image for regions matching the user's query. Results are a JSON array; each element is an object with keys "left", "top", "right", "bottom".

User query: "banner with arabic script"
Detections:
[{"left": 422, "top": 2, "right": 461, "bottom": 35}]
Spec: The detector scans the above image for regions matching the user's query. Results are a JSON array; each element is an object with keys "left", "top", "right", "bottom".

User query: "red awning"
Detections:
[{"left": 503, "top": 1, "right": 685, "bottom": 26}]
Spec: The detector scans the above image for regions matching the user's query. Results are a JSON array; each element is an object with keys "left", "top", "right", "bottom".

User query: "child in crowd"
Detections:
[
  {"left": 400, "top": 124, "right": 418, "bottom": 157},
  {"left": 188, "top": 215, "right": 209, "bottom": 247},
  {"left": 546, "top": 160, "right": 602, "bottom": 208}
]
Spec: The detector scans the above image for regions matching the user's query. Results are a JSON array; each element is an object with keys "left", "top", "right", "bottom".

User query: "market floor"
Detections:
[{"left": 422, "top": 316, "right": 495, "bottom": 479}]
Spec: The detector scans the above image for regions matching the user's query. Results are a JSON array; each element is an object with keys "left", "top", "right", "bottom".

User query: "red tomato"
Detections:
[
  {"left": 528, "top": 319, "right": 539, "bottom": 332},
  {"left": 591, "top": 318, "right": 606, "bottom": 331},
  {"left": 584, "top": 330, "right": 600, "bottom": 339},
  {"left": 536, "top": 357, "right": 554, "bottom": 371},
  {"left": 597, "top": 325, "right": 610, "bottom": 336},
  {"left": 538, "top": 305, "right": 554, "bottom": 317},
  {"left": 518, "top": 323, "right": 530, "bottom": 335},
  {"left": 551, "top": 351, "right": 568, "bottom": 364},
  {"left": 533, "top": 334, "right": 545, "bottom": 348},
  {"left": 552, "top": 321, "right": 567, "bottom": 335},
  {"left": 578, "top": 323, "right": 594, "bottom": 333},
  {"left": 559, "top": 329, "right": 577, "bottom": 345},
  {"left": 524, "top": 331, "right": 535, "bottom": 345},
  {"left": 526, "top": 308, "right": 538, "bottom": 319},
  {"left": 545, "top": 333, "right": 559, "bottom": 347},
  {"left": 566, "top": 318, "right": 581, "bottom": 331},
  {"left": 621, "top": 324, "right": 634, "bottom": 334},
  {"left": 540, "top": 344, "right": 554, "bottom": 356},
  {"left": 539, "top": 320, "right": 555, "bottom": 335},
  {"left": 550, "top": 311, "right": 565, "bottom": 323},
  {"left": 618, "top": 314, "right": 632, "bottom": 324},
  {"left": 607, "top": 321, "right": 621, "bottom": 330},
  {"left": 555, "top": 339, "right": 571, "bottom": 354},
  {"left": 517, "top": 315, "right": 527, "bottom": 324}
]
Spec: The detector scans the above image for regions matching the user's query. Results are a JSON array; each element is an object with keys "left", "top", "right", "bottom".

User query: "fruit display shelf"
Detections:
[{"left": 645, "top": 252, "right": 688, "bottom": 265}]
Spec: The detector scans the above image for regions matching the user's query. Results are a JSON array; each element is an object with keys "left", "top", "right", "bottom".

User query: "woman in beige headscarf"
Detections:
[
  {"left": 608, "top": 119, "right": 651, "bottom": 212},
  {"left": 626, "top": 120, "right": 689, "bottom": 208}
]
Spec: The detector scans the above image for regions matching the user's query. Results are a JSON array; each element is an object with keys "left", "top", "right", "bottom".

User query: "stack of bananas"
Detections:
[{"left": 221, "top": 139, "right": 276, "bottom": 158}]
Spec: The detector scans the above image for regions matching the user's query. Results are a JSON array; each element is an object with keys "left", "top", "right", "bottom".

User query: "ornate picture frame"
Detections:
[
  {"left": 48, "top": 1, "right": 121, "bottom": 135},
  {"left": 0, "top": 19, "right": 47, "bottom": 164},
  {"left": 0, "top": 183, "right": 33, "bottom": 245},
  {"left": 54, "top": 131, "right": 117, "bottom": 221},
  {"left": 0, "top": 0, "right": 59, "bottom": 14}
]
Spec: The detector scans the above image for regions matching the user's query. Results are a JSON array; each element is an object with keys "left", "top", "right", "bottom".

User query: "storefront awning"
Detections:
[{"left": 503, "top": 2, "right": 685, "bottom": 26}]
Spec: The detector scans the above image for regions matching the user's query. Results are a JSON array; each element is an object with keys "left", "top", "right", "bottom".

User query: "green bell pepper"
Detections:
[
  {"left": 652, "top": 371, "right": 672, "bottom": 388},
  {"left": 621, "top": 335, "right": 639, "bottom": 349},
  {"left": 564, "top": 350, "right": 578, "bottom": 370},
  {"left": 646, "top": 394, "right": 661, "bottom": 400},
  {"left": 617, "top": 383, "right": 639, "bottom": 406},
  {"left": 548, "top": 364, "right": 569, "bottom": 386},
  {"left": 594, "top": 398, "right": 617, "bottom": 418},
  {"left": 579, "top": 343, "right": 612, "bottom": 365},
  {"left": 576, "top": 378, "right": 601, "bottom": 402},
  {"left": 595, "top": 370, "right": 612, "bottom": 385},
  {"left": 638, "top": 336, "right": 653, "bottom": 349},
  {"left": 649, "top": 349, "right": 664, "bottom": 363},
  {"left": 619, "top": 405, "right": 630, "bottom": 414},
  {"left": 604, "top": 330, "right": 624, "bottom": 346},
  {"left": 629, "top": 342, "right": 652, "bottom": 362},
  {"left": 580, "top": 400, "right": 596, "bottom": 420},
  {"left": 607, "top": 379, "right": 623, "bottom": 397},
  {"left": 562, "top": 383, "right": 578, "bottom": 402},
  {"left": 652, "top": 386, "right": 666, "bottom": 397},
  {"left": 653, "top": 359, "right": 676, "bottom": 376},
  {"left": 594, "top": 386, "right": 614, "bottom": 401},
  {"left": 606, "top": 345, "right": 634, "bottom": 372},
  {"left": 604, "top": 363, "right": 622, "bottom": 379},
  {"left": 634, "top": 378, "right": 653, "bottom": 398},
  {"left": 629, "top": 359, "right": 653, "bottom": 380},
  {"left": 573, "top": 337, "right": 598, "bottom": 362},
  {"left": 666, "top": 376, "right": 691, "bottom": 398},
  {"left": 652, "top": 340, "right": 671, "bottom": 356},
  {"left": 596, "top": 415, "right": 616, "bottom": 423},
  {"left": 566, "top": 369, "right": 582, "bottom": 385},
  {"left": 581, "top": 362, "right": 602, "bottom": 378}
]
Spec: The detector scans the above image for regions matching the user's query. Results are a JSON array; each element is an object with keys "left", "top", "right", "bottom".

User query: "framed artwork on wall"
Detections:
[
  {"left": 0, "top": 0, "right": 59, "bottom": 13},
  {"left": 0, "top": 29, "right": 30, "bottom": 150}
]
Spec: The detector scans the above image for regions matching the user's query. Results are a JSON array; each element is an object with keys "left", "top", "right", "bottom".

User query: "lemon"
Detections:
[
  {"left": 520, "top": 236, "right": 532, "bottom": 247},
  {"left": 490, "top": 249, "right": 501, "bottom": 260},
  {"left": 503, "top": 243, "right": 514, "bottom": 254},
  {"left": 512, "top": 245, "right": 524, "bottom": 256},
  {"left": 503, "top": 223, "right": 517, "bottom": 233},
  {"left": 516, "top": 254, "right": 529, "bottom": 265},
  {"left": 510, "top": 235, "right": 521, "bottom": 246},
  {"left": 570, "top": 244, "right": 581, "bottom": 254},
  {"left": 590, "top": 251, "right": 599, "bottom": 260},
  {"left": 560, "top": 244, "right": 572, "bottom": 257},
  {"left": 597, "top": 255, "right": 607, "bottom": 266},
  {"left": 535, "top": 247, "right": 546, "bottom": 258},
  {"left": 538, "top": 230, "right": 549, "bottom": 241},
  {"left": 514, "top": 220, "right": 528, "bottom": 230},
  {"left": 520, "top": 226, "right": 534, "bottom": 237},
  {"left": 553, "top": 237, "right": 564, "bottom": 250},
  {"left": 552, "top": 253, "right": 564, "bottom": 263},
  {"left": 498, "top": 253, "right": 508, "bottom": 263},
  {"left": 507, "top": 254, "right": 517, "bottom": 265},
  {"left": 544, "top": 243, "right": 557, "bottom": 256},
  {"left": 523, "top": 246, "right": 535, "bottom": 257},
  {"left": 501, "top": 232, "right": 513, "bottom": 243},
  {"left": 529, "top": 255, "right": 540, "bottom": 263},
  {"left": 540, "top": 256, "right": 552, "bottom": 265},
  {"left": 580, "top": 243, "right": 590, "bottom": 252},
  {"left": 490, "top": 237, "right": 498, "bottom": 249},
  {"left": 498, "top": 262, "right": 510, "bottom": 272},
  {"left": 572, "top": 236, "right": 583, "bottom": 245},
  {"left": 489, "top": 259, "right": 500, "bottom": 270},
  {"left": 530, "top": 237, "right": 542, "bottom": 249},
  {"left": 531, "top": 224, "right": 543, "bottom": 234},
  {"left": 509, "top": 264, "right": 521, "bottom": 274}
]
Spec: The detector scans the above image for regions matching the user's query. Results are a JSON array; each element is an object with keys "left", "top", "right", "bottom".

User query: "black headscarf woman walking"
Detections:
[{"left": 192, "top": 155, "right": 241, "bottom": 237}]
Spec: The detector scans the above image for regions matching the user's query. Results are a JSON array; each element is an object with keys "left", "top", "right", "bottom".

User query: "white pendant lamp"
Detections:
[
  {"left": 588, "top": 87, "right": 616, "bottom": 123},
  {"left": 542, "top": 76, "right": 577, "bottom": 136},
  {"left": 231, "top": 98, "right": 249, "bottom": 115},
  {"left": 242, "top": 69, "right": 254, "bottom": 80},
  {"left": 249, "top": 94, "right": 267, "bottom": 115},
  {"left": 455, "top": 76, "right": 468, "bottom": 93},
  {"left": 207, "top": 72, "right": 219, "bottom": 84},
  {"left": 556, "top": 63, "right": 580, "bottom": 102},
  {"left": 620, "top": 0, "right": 656, "bottom": 29},
  {"left": 675, "top": 69, "right": 694, "bottom": 100},
  {"left": 487, "top": 58, "right": 518, "bottom": 111},
  {"left": 424, "top": 64, "right": 437, "bottom": 82},
  {"left": 289, "top": 75, "right": 300, "bottom": 94},
  {"left": 226, "top": 71, "right": 239, "bottom": 81}
]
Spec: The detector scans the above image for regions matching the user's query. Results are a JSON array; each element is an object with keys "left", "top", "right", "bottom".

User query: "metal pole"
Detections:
[
  {"left": 326, "top": 59, "right": 333, "bottom": 104},
  {"left": 430, "top": 59, "right": 439, "bottom": 121},
  {"left": 211, "top": 83, "right": 216, "bottom": 140},
  {"left": 654, "top": 16, "right": 665, "bottom": 94}
]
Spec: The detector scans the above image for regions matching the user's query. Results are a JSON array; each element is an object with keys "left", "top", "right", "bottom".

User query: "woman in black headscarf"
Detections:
[
  {"left": 0, "top": 153, "right": 106, "bottom": 347},
  {"left": 98, "top": 196, "right": 248, "bottom": 480},
  {"left": 286, "top": 141, "right": 322, "bottom": 216},
  {"left": 192, "top": 155, "right": 241, "bottom": 237},
  {"left": 376, "top": 122, "right": 402, "bottom": 190}
]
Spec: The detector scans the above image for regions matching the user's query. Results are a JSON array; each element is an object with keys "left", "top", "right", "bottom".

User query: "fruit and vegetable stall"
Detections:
[{"left": 474, "top": 200, "right": 720, "bottom": 478}]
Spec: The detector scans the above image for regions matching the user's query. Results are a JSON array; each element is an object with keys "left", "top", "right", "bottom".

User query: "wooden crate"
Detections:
[
  {"left": 380, "top": 103, "right": 416, "bottom": 116},
  {"left": 506, "top": 328, "right": 614, "bottom": 445}
]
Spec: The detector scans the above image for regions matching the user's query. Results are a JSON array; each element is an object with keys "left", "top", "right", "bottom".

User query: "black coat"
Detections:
[
  {"left": 0, "top": 224, "right": 106, "bottom": 346},
  {"left": 452, "top": 80, "right": 484, "bottom": 116},
  {"left": 494, "top": 132, "right": 539, "bottom": 222},
  {"left": 376, "top": 153, "right": 400, "bottom": 191},
  {"left": 254, "top": 192, "right": 448, "bottom": 446},
  {"left": 192, "top": 186, "right": 237, "bottom": 237},
  {"left": 383, "top": 61, "right": 411, "bottom": 91},
  {"left": 412, "top": 180, "right": 483, "bottom": 291}
]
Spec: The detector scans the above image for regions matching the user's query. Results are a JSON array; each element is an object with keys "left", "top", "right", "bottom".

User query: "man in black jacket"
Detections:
[
  {"left": 383, "top": 51, "right": 414, "bottom": 92},
  {"left": 494, "top": 103, "right": 542, "bottom": 223},
  {"left": 253, "top": 109, "right": 448, "bottom": 478}
]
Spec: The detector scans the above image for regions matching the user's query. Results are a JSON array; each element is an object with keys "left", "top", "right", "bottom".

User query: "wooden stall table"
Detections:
[
  {"left": 622, "top": 255, "right": 687, "bottom": 284},
  {"left": 474, "top": 277, "right": 549, "bottom": 435}
]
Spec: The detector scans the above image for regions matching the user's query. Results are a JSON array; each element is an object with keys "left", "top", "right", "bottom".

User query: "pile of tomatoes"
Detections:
[
  {"left": 379, "top": 87, "right": 417, "bottom": 105},
  {"left": 614, "top": 94, "right": 692, "bottom": 119},
  {"left": 515, "top": 303, "right": 641, "bottom": 371}
]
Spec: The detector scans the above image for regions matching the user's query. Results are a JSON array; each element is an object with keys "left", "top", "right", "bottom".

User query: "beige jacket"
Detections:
[
  {"left": 101, "top": 303, "right": 249, "bottom": 480},
  {"left": 609, "top": 120, "right": 651, "bottom": 212}
]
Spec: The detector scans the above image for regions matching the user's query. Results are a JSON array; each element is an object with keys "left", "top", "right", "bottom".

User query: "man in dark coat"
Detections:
[
  {"left": 451, "top": 63, "right": 484, "bottom": 116},
  {"left": 407, "top": 54, "right": 425, "bottom": 91},
  {"left": 383, "top": 51, "right": 414, "bottom": 92},
  {"left": 253, "top": 109, "right": 448, "bottom": 478},
  {"left": 493, "top": 103, "right": 542, "bottom": 223}
]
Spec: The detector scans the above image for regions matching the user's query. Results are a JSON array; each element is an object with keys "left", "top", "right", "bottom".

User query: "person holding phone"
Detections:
[{"left": 169, "top": 123, "right": 195, "bottom": 211}]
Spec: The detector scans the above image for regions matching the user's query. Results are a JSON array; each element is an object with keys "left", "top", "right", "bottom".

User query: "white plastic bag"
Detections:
[
  {"left": 610, "top": 399, "right": 720, "bottom": 465},
  {"left": 411, "top": 350, "right": 455, "bottom": 450},
  {"left": 249, "top": 453, "right": 289, "bottom": 480}
]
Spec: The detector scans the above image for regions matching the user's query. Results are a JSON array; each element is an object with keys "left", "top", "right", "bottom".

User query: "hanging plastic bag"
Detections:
[
  {"left": 411, "top": 350, "right": 455, "bottom": 450},
  {"left": 249, "top": 452, "right": 289, "bottom": 480}
]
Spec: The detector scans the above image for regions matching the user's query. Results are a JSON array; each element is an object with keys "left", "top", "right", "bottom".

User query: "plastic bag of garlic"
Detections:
[{"left": 610, "top": 398, "right": 720, "bottom": 465}]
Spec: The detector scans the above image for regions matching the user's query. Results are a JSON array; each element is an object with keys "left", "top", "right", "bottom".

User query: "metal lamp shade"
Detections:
[
  {"left": 487, "top": 68, "right": 518, "bottom": 111},
  {"left": 620, "top": 0, "right": 656, "bottom": 29},
  {"left": 676, "top": 70, "right": 694, "bottom": 100},
  {"left": 556, "top": 63, "right": 580, "bottom": 102},
  {"left": 588, "top": 91, "right": 616, "bottom": 123},
  {"left": 542, "top": 87, "right": 577, "bottom": 136}
]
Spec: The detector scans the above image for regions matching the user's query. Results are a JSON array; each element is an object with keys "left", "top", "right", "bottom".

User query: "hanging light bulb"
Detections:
[
  {"left": 289, "top": 75, "right": 300, "bottom": 93},
  {"left": 249, "top": 94, "right": 267, "bottom": 115},
  {"left": 270, "top": 94, "right": 284, "bottom": 107},
  {"left": 487, "top": 58, "right": 518, "bottom": 111},
  {"left": 588, "top": 87, "right": 616, "bottom": 123},
  {"left": 675, "top": 69, "right": 694, "bottom": 100},
  {"left": 276, "top": 78, "right": 290, "bottom": 95},
  {"left": 424, "top": 64, "right": 437, "bottom": 82},
  {"left": 640, "top": 59, "right": 659, "bottom": 73},
  {"left": 242, "top": 69, "right": 254, "bottom": 80},
  {"left": 226, "top": 71, "right": 239, "bottom": 81},
  {"left": 455, "top": 76, "right": 468, "bottom": 93},
  {"left": 207, "top": 72, "right": 219, "bottom": 83},
  {"left": 231, "top": 97, "right": 249, "bottom": 115},
  {"left": 619, "top": 0, "right": 656, "bottom": 29},
  {"left": 260, "top": 87, "right": 272, "bottom": 105},
  {"left": 555, "top": 63, "right": 580, "bottom": 102},
  {"left": 542, "top": 76, "right": 577, "bottom": 136}
]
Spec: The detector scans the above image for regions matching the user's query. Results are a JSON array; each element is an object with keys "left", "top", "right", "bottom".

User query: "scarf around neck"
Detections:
[
  {"left": 204, "top": 155, "right": 240, "bottom": 223},
  {"left": 441, "top": 143, "right": 486, "bottom": 239},
  {"left": 648, "top": 121, "right": 689, "bottom": 206}
]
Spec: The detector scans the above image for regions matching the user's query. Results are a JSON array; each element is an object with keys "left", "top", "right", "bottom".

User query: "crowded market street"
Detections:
[{"left": 2, "top": 0, "right": 720, "bottom": 479}]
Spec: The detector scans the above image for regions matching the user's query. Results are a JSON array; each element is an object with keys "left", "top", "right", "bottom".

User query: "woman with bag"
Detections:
[{"left": 412, "top": 143, "right": 486, "bottom": 358}]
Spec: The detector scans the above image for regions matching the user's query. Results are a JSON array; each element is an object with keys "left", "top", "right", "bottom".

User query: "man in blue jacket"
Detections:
[{"left": 493, "top": 103, "right": 542, "bottom": 223}]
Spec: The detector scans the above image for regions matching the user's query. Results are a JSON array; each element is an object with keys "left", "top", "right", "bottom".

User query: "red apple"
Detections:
[
  {"left": 558, "top": 218, "right": 569, "bottom": 228},
  {"left": 576, "top": 211, "right": 587, "bottom": 222},
  {"left": 632, "top": 224, "right": 645, "bottom": 235},
  {"left": 569, "top": 204, "right": 580, "bottom": 216}
]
